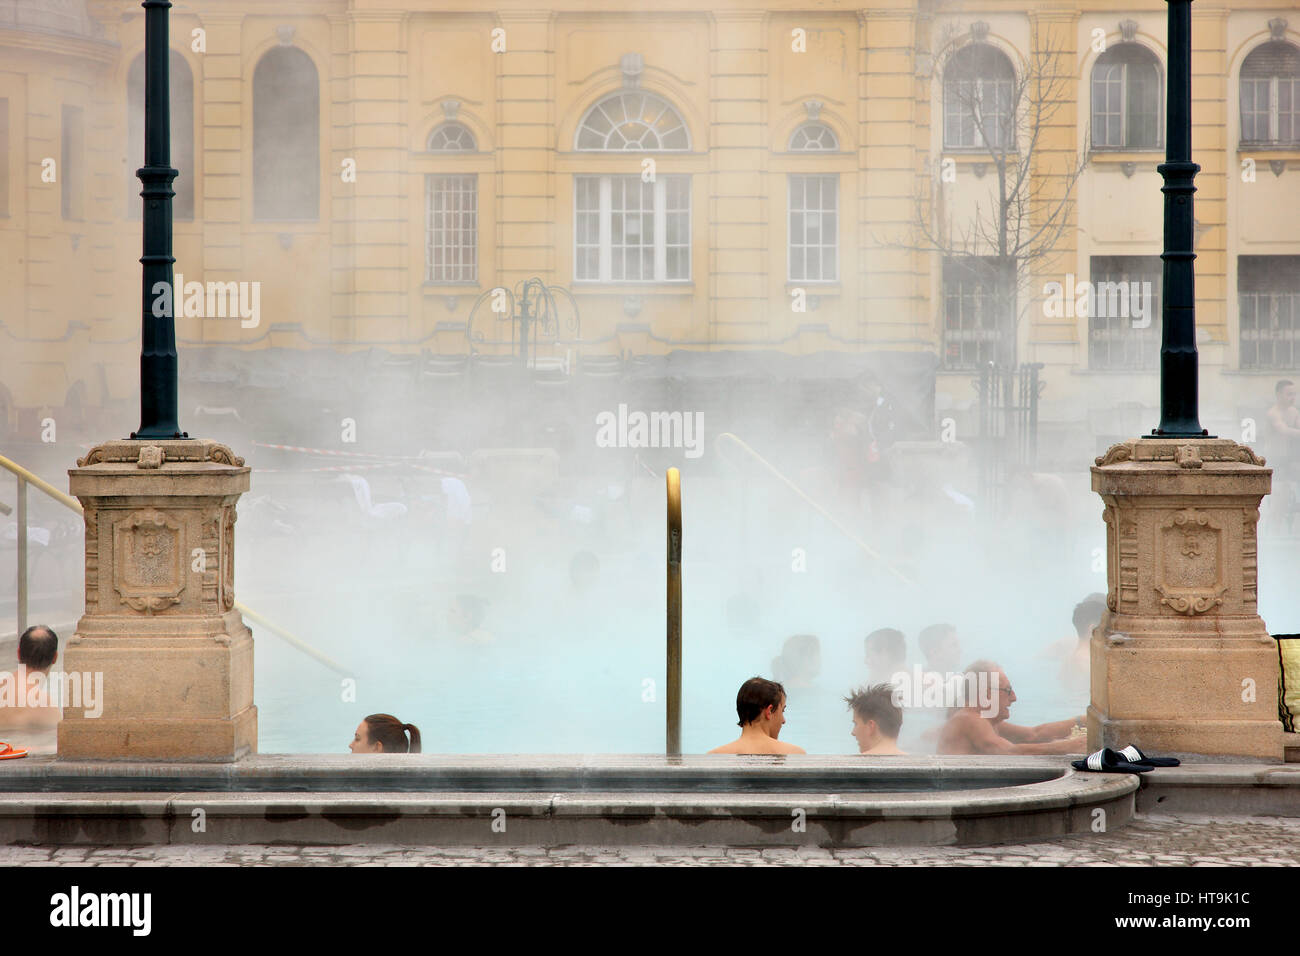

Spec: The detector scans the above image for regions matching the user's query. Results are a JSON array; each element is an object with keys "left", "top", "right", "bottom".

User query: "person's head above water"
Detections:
[
  {"left": 917, "top": 623, "right": 960, "bottom": 673},
  {"left": 350, "top": 714, "right": 422, "bottom": 754},
  {"left": 17, "top": 624, "right": 58, "bottom": 672},
  {"left": 735, "top": 676, "right": 787, "bottom": 728},
  {"left": 845, "top": 683, "right": 903, "bottom": 752},
  {"left": 961, "top": 659, "right": 1013, "bottom": 721},
  {"left": 864, "top": 628, "right": 906, "bottom": 674},
  {"left": 1072, "top": 593, "right": 1107, "bottom": 641},
  {"left": 772, "top": 634, "right": 820, "bottom": 686}
]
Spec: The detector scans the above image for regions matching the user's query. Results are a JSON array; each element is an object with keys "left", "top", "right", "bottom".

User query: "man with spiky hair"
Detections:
[
  {"left": 708, "top": 677, "right": 806, "bottom": 755},
  {"left": 845, "top": 683, "right": 906, "bottom": 755}
]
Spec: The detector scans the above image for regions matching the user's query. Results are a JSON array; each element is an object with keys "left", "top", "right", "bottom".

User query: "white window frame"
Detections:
[
  {"left": 788, "top": 174, "right": 838, "bottom": 283},
  {"left": 573, "top": 174, "right": 691, "bottom": 283},
  {"left": 1245, "top": 75, "right": 1300, "bottom": 143},
  {"left": 425, "top": 173, "right": 478, "bottom": 283}
]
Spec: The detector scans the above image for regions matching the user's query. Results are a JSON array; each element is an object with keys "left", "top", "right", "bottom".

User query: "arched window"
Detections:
[
  {"left": 1241, "top": 41, "right": 1300, "bottom": 145},
  {"left": 1091, "top": 44, "right": 1162, "bottom": 149},
  {"left": 943, "top": 43, "right": 1015, "bottom": 150},
  {"left": 788, "top": 123, "right": 838, "bottom": 151},
  {"left": 127, "top": 50, "right": 194, "bottom": 219},
  {"left": 575, "top": 91, "right": 689, "bottom": 151},
  {"left": 428, "top": 123, "right": 476, "bottom": 152},
  {"left": 253, "top": 46, "right": 319, "bottom": 220}
]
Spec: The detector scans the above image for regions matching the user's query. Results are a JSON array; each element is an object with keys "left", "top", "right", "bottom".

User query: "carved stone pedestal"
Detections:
[
  {"left": 1090, "top": 437, "right": 1283, "bottom": 760},
  {"left": 59, "top": 439, "right": 256, "bottom": 760}
]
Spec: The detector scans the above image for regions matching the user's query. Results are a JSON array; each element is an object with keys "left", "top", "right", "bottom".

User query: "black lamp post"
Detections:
[
  {"left": 132, "top": 0, "right": 186, "bottom": 440},
  {"left": 1153, "top": 0, "right": 1210, "bottom": 438}
]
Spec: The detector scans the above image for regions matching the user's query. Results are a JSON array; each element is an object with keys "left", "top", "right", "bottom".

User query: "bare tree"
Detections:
[{"left": 894, "top": 21, "right": 1089, "bottom": 369}]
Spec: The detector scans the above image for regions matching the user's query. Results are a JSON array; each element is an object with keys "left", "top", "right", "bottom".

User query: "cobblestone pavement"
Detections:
[{"left": 1, "top": 814, "right": 1297, "bottom": 865}]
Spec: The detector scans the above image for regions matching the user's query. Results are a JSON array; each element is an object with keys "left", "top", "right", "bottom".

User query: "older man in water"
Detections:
[
  {"left": 0, "top": 625, "right": 62, "bottom": 754},
  {"left": 937, "top": 660, "right": 1086, "bottom": 755},
  {"left": 709, "top": 677, "right": 807, "bottom": 755}
]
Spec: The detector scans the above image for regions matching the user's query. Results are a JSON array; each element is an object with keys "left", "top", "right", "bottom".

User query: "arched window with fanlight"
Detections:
[
  {"left": 127, "top": 50, "right": 194, "bottom": 219},
  {"left": 1091, "top": 44, "right": 1162, "bottom": 149},
  {"left": 572, "top": 91, "right": 691, "bottom": 283},
  {"left": 574, "top": 91, "right": 690, "bottom": 151},
  {"left": 428, "top": 122, "right": 476, "bottom": 152},
  {"left": 253, "top": 46, "right": 319, "bottom": 220},
  {"left": 943, "top": 43, "right": 1016, "bottom": 150},
  {"left": 1241, "top": 40, "right": 1300, "bottom": 146},
  {"left": 788, "top": 122, "right": 838, "bottom": 152}
]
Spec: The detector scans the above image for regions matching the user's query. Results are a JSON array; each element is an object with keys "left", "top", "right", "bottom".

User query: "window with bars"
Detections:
[
  {"left": 942, "top": 257, "right": 1014, "bottom": 369},
  {"left": 574, "top": 175, "right": 690, "bottom": 282},
  {"left": 1240, "top": 256, "right": 1300, "bottom": 370},
  {"left": 253, "top": 46, "right": 319, "bottom": 220},
  {"left": 943, "top": 43, "right": 1016, "bottom": 150},
  {"left": 1088, "top": 256, "right": 1162, "bottom": 370},
  {"left": 788, "top": 174, "right": 838, "bottom": 282},
  {"left": 425, "top": 174, "right": 477, "bottom": 283},
  {"left": 1091, "top": 44, "right": 1162, "bottom": 149},
  {"left": 1240, "top": 41, "right": 1300, "bottom": 146}
]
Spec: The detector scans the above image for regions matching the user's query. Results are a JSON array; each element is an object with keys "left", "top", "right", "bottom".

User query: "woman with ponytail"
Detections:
[{"left": 349, "top": 713, "right": 422, "bottom": 754}]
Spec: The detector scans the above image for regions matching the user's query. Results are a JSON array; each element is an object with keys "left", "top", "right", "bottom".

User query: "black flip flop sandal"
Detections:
[
  {"left": 1117, "top": 744, "right": 1180, "bottom": 767},
  {"left": 1071, "top": 747, "right": 1153, "bottom": 773}
]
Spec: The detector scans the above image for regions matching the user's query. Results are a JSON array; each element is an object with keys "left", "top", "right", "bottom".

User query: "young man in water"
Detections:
[
  {"left": 709, "top": 677, "right": 807, "bottom": 755},
  {"left": 937, "top": 660, "right": 1086, "bottom": 755},
  {"left": 1267, "top": 379, "right": 1300, "bottom": 460},
  {"left": 1061, "top": 594, "right": 1106, "bottom": 705},
  {"left": 845, "top": 684, "right": 906, "bottom": 755},
  {"left": 917, "top": 623, "right": 962, "bottom": 676},
  {"left": 864, "top": 627, "right": 907, "bottom": 684}
]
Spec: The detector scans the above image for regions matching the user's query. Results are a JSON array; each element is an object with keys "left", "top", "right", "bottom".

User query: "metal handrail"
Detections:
[
  {"left": 665, "top": 467, "right": 682, "bottom": 756},
  {"left": 714, "top": 433, "right": 919, "bottom": 590},
  {"left": 0, "top": 453, "right": 349, "bottom": 676}
]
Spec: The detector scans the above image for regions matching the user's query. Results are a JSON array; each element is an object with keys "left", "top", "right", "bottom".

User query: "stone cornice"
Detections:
[
  {"left": 0, "top": 25, "right": 117, "bottom": 64},
  {"left": 1094, "top": 437, "right": 1266, "bottom": 469}
]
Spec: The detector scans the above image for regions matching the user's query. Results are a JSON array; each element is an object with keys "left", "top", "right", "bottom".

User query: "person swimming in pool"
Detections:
[
  {"left": 708, "top": 677, "right": 807, "bottom": 755},
  {"left": 845, "top": 683, "right": 906, "bottom": 755},
  {"left": 937, "top": 660, "right": 1085, "bottom": 755},
  {"left": 349, "top": 713, "right": 422, "bottom": 754}
]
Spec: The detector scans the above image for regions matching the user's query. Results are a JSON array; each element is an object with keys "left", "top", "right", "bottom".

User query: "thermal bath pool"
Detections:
[{"left": 0, "top": 755, "right": 1144, "bottom": 847}]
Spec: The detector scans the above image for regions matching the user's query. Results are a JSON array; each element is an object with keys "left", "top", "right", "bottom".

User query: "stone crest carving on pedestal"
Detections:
[
  {"left": 112, "top": 508, "right": 186, "bottom": 613},
  {"left": 1154, "top": 508, "right": 1228, "bottom": 615}
]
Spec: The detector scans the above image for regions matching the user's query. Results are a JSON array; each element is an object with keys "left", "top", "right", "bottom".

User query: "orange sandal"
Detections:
[{"left": 0, "top": 742, "right": 29, "bottom": 760}]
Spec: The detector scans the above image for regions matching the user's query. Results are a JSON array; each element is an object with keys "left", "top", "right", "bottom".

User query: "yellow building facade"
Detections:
[{"left": 1, "top": 0, "right": 1299, "bottom": 436}]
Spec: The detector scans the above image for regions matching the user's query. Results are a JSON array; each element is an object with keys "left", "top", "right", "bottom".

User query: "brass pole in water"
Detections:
[{"left": 666, "top": 467, "right": 682, "bottom": 756}]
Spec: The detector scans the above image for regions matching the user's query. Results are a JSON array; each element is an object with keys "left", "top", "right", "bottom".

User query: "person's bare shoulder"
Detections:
[
  {"left": 708, "top": 740, "right": 742, "bottom": 754},
  {"left": 936, "top": 710, "right": 982, "bottom": 752},
  {"left": 774, "top": 740, "right": 806, "bottom": 755}
]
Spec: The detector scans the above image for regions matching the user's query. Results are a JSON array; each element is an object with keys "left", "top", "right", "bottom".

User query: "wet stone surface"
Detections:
[{"left": 1, "top": 814, "right": 1297, "bottom": 866}]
